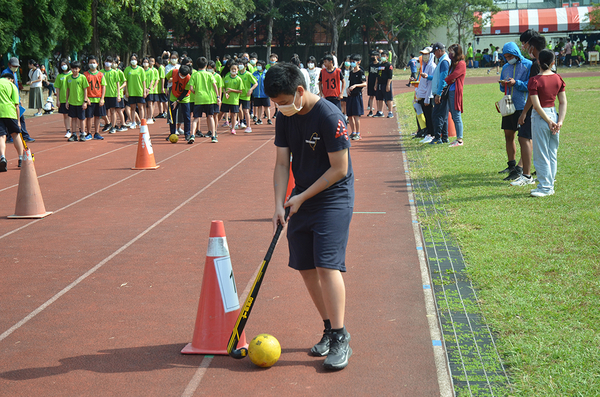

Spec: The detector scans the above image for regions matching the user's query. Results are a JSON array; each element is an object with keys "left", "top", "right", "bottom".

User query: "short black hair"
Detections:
[
  {"left": 264, "top": 63, "right": 307, "bottom": 98},
  {"left": 71, "top": 60, "right": 81, "bottom": 69},
  {"left": 538, "top": 49, "right": 554, "bottom": 71},
  {"left": 171, "top": 51, "right": 179, "bottom": 58},
  {"left": 28, "top": 59, "right": 36, "bottom": 66},
  {"left": 131, "top": 53, "right": 138, "bottom": 60},
  {"left": 528, "top": 34, "right": 547, "bottom": 52},
  {"left": 1, "top": 72, "right": 14, "bottom": 79},
  {"left": 104, "top": 56, "right": 113, "bottom": 63},
  {"left": 257, "top": 60, "right": 266, "bottom": 67},
  {"left": 207, "top": 60, "right": 216, "bottom": 68},
  {"left": 88, "top": 55, "right": 97, "bottom": 62},
  {"left": 179, "top": 65, "right": 191, "bottom": 76},
  {"left": 323, "top": 54, "right": 334, "bottom": 62},
  {"left": 351, "top": 54, "right": 362, "bottom": 62},
  {"left": 197, "top": 57, "right": 208, "bottom": 69},
  {"left": 308, "top": 56, "right": 316, "bottom": 63},
  {"left": 290, "top": 54, "right": 301, "bottom": 67},
  {"left": 410, "top": 53, "right": 415, "bottom": 58},
  {"left": 520, "top": 29, "right": 538, "bottom": 44},
  {"left": 250, "top": 52, "right": 258, "bottom": 59},
  {"left": 270, "top": 53, "right": 278, "bottom": 59}
]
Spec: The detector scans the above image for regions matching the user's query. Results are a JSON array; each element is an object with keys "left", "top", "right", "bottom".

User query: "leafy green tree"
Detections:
[
  {"left": 59, "top": 0, "right": 93, "bottom": 56},
  {"left": 0, "top": 0, "right": 23, "bottom": 55},
  {"left": 16, "top": 0, "right": 67, "bottom": 61},
  {"left": 586, "top": 5, "right": 600, "bottom": 31},
  {"left": 444, "top": 0, "right": 499, "bottom": 48}
]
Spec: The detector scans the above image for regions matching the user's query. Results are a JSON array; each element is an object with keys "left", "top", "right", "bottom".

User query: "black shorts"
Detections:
[
  {"left": 68, "top": 105, "right": 86, "bottom": 120},
  {"left": 220, "top": 103, "right": 239, "bottom": 113},
  {"left": 324, "top": 97, "right": 342, "bottom": 111},
  {"left": 410, "top": 72, "right": 419, "bottom": 80},
  {"left": 517, "top": 108, "right": 532, "bottom": 140},
  {"left": 85, "top": 102, "right": 107, "bottom": 118},
  {"left": 367, "top": 79, "right": 377, "bottom": 97},
  {"left": 128, "top": 96, "right": 146, "bottom": 105},
  {"left": 0, "top": 118, "right": 20, "bottom": 136},
  {"left": 287, "top": 206, "right": 352, "bottom": 272},
  {"left": 253, "top": 97, "right": 270, "bottom": 107},
  {"left": 105, "top": 97, "right": 118, "bottom": 109},
  {"left": 240, "top": 99, "right": 250, "bottom": 110},
  {"left": 376, "top": 86, "right": 393, "bottom": 102},
  {"left": 346, "top": 95, "right": 364, "bottom": 117},
  {"left": 58, "top": 103, "right": 68, "bottom": 114},
  {"left": 193, "top": 104, "right": 215, "bottom": 118},
  {"left": 501, "top": 109, "right": 523, "bottom": 131},
  {"left": 159, "top": 93, "right": 169, "bottom": 103}
]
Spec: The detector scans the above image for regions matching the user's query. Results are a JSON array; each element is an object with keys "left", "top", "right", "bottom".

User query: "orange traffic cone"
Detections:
[
  {"left": 285, "top": 155, "right": 295, "bottom": 201},
  {"left": 448, "top": 112, "right": 456, "bottom": 138},
  {"left": 181, "top": 221, "right": 248, "bottom": 355},
  {"left": 132, "top": 119, "right": 159, "bottom": 170},
  {"left": 8, "top": 150, "right": 52, "bottom": 219}
]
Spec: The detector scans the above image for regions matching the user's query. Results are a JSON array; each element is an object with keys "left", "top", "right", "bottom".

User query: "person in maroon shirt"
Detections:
[
  {"left": 445, "top": 44, "right": 466, "bottom": 147},
  {"left": 527, "top": 49, "right": 567, "bottom": 197}
]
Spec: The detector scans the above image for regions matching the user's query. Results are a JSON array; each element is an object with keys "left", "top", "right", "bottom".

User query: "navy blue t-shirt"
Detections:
[{"left": 274, "top": 98, "right": 354, "bottom": 210}]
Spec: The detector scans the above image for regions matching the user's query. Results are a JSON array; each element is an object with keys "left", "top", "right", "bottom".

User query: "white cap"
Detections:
[{"left": 420, "top": 47, "right": 432, "bottom": 54}]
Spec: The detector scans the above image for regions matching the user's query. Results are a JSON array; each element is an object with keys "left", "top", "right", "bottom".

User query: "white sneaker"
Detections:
[
  {"left": 244, "top": 127, "right": 252, "bottom": 133},
  {"left": 129, "top": 122, "right": 137, "bottom": 129},
  {"left": 530, "top": 188, "right": 554, "bottom": 197},
  {"left": 177, "top": 128, "right": 184, "bottom": 135},
  {"left": 421, "top": 135, "right": 433, "bottom": 143},
  {"left": 511, "top": 175, "right": 535, "bottom": 186},
  {"left": 240, "top": 122, "right": 247, "bottom": 128},
  {"left": 146, "top": 119, "right": 154, "bottom": 124},
  {"left": 64, "top": 131, "right": 72, "bottom": 138}
]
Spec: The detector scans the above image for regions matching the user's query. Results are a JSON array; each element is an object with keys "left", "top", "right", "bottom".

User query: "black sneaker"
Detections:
[
  {"left": 102, "top": 123, "right": 112, "bottom": 132},
  {"left": 267, "top": 119, "right": 273, "bottom": 125},
  {"left": 503, "top": 166, "right": 523, "bottom": 181},
  {"left": 206, "top": 131, "right": 212, "bottom": 137},
  {"left": 310, "top": 329, "right": 332, "bottom": 357},
  {"left": 0, "top": 157, "right": 7, "bottom": 172},
  {"left": 256, "top": 119, "right": 263, "bottom": 125},
  {"left": 188, "top": 135, "right": 195, "bottom": 144},
  {"left": 323, "top": 328, "right": 352, "bottom": 370},
  {"left": 68, "top": 134, "right": 78, "bottom": 142},
  {"left": 498, "top": 166, "right": 511, "bottom": 173}
]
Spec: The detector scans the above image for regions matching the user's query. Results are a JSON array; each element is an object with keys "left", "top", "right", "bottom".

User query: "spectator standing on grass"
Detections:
[
  {"left": 497, "top": 42, "right": 532, "bottom": 181},
  {"left": 467, "top": 43, "right": 474, "bottom": 68},
  {"left": 306, "top": 56, "right": 320, "bottom": 96},
  {"left": 445, "top": 44, "right": 466, "bottom": 147},
  {"left": 487, "top": 47, "right": 500, "bottom": 75},
  {"left": 527, "top": 49, "right": 567, "bottom": 197},
  {"left": 429, "top": 42, "right": 450, "bottom": 144},
  {"left": 28, "top": 60, "right": 44, "bottom": 116},
  {"left": 563, "top": 40, "right": 573, "bottom": 67},
  {"left": 416, "top": 47, "right": 436, "bottom": 142}
]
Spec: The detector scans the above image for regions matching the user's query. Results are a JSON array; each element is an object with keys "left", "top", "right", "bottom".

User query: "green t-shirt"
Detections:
[
  {"left": 102, "top": 68, "right": 125, "bottom": 98},
  {"left": 467, "top": 46, "right": 473, "bottom": 58},
  {"left": 144, "top": 68, "right": 155, "bottom": 95},
  {"left": 190, "top": 69, "right": 218, "bottom": 105},
  {"left": 238, "top": 71, "right": 257, "bottom": 101},
  {"left": 151, "top": 68, "right": 160, "bottom": 94},
  {"left": 67, "top": 73, "right": 90, "bottom": 106},
  {"left": 572, "top": 48, "right": 578, "bottom": 56},
  {"left": 116, "top": 68, "right": 126, "bottom": 97},
  {"left": 595, "top": 44, "right": 600, "bottom": 52},
  {"left": 0, "top": 78, "right": 19, "bottom": 119},
  {"left": 246, "top": 63, "right": 256, "bottom": 73},
  {"left": 222, "top": 73, "right": 243, "bottom": 105},
  {"left": 55, "top": 71, "right": 72, "bottom": 103},
  {"left": 212, "top": 72, "right": 223, "bottom": 90},
  {"left": 124, "top": 65, "right": 146, "bottom": 97}
]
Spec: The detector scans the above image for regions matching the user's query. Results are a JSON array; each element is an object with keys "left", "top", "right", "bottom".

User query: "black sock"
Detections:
[
  {"left": 331, "top": 327, "right": 346, "bottom": 335},
  {"left": 323, "top": 319, "right": 331, "bottom": 331},
  {"left": 507, "top": 160, "right": 516, "bottom": 168}
]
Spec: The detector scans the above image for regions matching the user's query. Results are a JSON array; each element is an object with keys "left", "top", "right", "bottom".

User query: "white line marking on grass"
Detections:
[{"left": 0, "top": 137, "right": 273, "bottom": 343}]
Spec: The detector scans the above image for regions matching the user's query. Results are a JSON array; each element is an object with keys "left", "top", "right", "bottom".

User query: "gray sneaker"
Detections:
[
  {"left": 323, "top": 328, "right": 352, "bottom": 370},
  {"left": 310, "top": 330, "right": 332, "bottom": 357}
]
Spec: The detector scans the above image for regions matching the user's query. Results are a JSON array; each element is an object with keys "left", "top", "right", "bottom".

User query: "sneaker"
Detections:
[
  {"left": 503, "top": 166, "right": 522, "bottom": 181},
  {"left": 211, "top": 136, "right": 218, "bottom": 143},
  {"left": 129, "top": 122, "right": 137, "bottom": 129},
  {"left": 267, "top": 119, "right": 273, "bottom": 125},
  {"left": 240, "top": 122, "right": 247, "bottom": 128},
  {"left": 94, "top": 132, "right": 104, "bottom": 140},
  {"left": 7, "top": 136, "right": 13, "bottom": 143},
  {"left": 206, "top": 131, "right": 213, "bottom": 137},
  {"left": 84, "top": 133, "right": 93, "bottom": 141},
  {"left": 367, "top": 111, "right": 373, "bottom": 117},
  {"left": 178, "top": 128, "right": 185, "bottom": 135},
  {"left": 487, "top": 70, "right": 490, "bottom": 74},
  {"left": 146, "top": 119, "right": 154, "bottom": 124},
  {"left": 65, "top": 131, "right": 72, "bottom": 139},
  {"left": 449, "top": 140, "right": 463, "bottom": 147},
  {"left": 530, "top": 189, "right": 554, "bottom": 197},
  {"left": 68, "top": 134, "right": 78, "bottom": 142},
  {"left": 252, "top": 115, "right": 257, "bottom": 122},
  {"left": 231, "top": 129, "right": 236, "bottom": 135},
  {"left": 310, "top": 330, "right": 332, "bottom": 356},
  {"left": 255, "top": 119, "right": 263, "bottom": 125},
  {"left": 79, "top": 132, "right": 86, "bottom": 141},
  {"left": 24, "top": 137, "right": 35, "bottom": 143},
  {"left": 155, "top": 113, "right": 164, "bottom": 119},
  {"left": 429, "top": 138, "right": 443, "bottom": 145},
  {"left": 387, "top": 112, "right": 394, "bottom": 118},
  {"left": 323, "top": 328, "right": 352, "bottom": 370},
  {"left": 373, "top": 112, "right": 384, "bottom": 118},
  {"left": 117, "top": 126, "right": 128, "bottom": 132},
  {"left": 234, "top": 123, "right": 240, "bottom": 129},
  {"left": 0, "top": 157, "right": 6, "bottom": 172},
  {"left": 222, "top": 120, "right": 229, "bottom": 127},
  {"left": 34, "top": 112, "right": 43, "bottom": 117},
  {"left": 420, "top": 135, "right": 434, "bottom": 143},
  {"left": 244, "top": 127, "right": 252, "bottom": 133},
  {"left": 511, "top": 175, "right": 535, "bottom": 186},
  {"left": 188, "top": 135, "right": 195, "bottom": 144},
  {"left": 109, "top": 127, "right": 117, "bottom": 134},
  {"left": 102, "top": 123, "right": 112, "bottom": 132}
]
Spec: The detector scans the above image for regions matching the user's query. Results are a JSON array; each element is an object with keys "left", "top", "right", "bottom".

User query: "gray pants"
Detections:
[{"left": 532, "top": 108, "right": 559, "bottom": 193}]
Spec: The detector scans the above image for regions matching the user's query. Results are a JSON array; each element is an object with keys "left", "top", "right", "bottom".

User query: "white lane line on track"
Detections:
[
  {"left": 0, "top": 137, "right": 273, "bottom": 343},
  {"left": 0, "top": 137, "right": 206, "bottom": 240},
  {"left": 180, "top": 240, "right": 268, "bottom": 397}
]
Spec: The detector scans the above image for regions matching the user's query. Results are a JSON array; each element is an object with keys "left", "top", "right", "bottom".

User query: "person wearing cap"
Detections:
[
  {"left": 1, "top": 57, "right": 34, "bottom": 143},
  {"left": 429, "top": 42, "right": 450, "bottom": 144},
  {"left": 415, "top": 47, "right": 436, "bottom": 141}
]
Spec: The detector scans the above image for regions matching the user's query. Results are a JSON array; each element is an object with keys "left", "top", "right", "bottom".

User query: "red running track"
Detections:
[{"left": 0, "top": 84, "right": 443, "bottom": 396}]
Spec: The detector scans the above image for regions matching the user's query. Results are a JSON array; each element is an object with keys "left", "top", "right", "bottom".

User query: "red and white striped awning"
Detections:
[{"left": 474, "top": 6, "right": 593, "bottom": 35}]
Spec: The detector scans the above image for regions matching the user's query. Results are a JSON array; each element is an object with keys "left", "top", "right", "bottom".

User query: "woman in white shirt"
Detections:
[{"left": 28, "top": 60, "right": 44, "bottom": 116}]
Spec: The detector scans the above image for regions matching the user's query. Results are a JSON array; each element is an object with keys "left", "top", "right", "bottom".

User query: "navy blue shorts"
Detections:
[
  {"left": 221, "top": 103, "right": 239, "bottom": 113},
  {"left": 58, "top": 103, "right": 68, "bottom": 114},
  {"left": 193, "top": 104, "right": 215, "bottom": 118},
  {"left": 376, "top": 86, "right": 393, "bottom": 101},
  {"left": 240, "top": 99, "right": 250, "bottom": 110},
  {"left": 0, "top": 118, "right": 20, "bottom": 136},
  {"left": 159, "top": 93, "right": 169, "bottom": 103},
  {"left": 287, "top": 206, "right": 353, "bottom": 272},
  {"left": 517, "top": 108, "right": 532, "bottom": 140},
  {"left": 346, "top": 95, "right": 364, "bottom": 117},
  {"left": 128, "top": 96, "right": 146, "bottom": 105},
  {"left": 85, "top": 102, "right": 107, "bottom": 118},
  {"left": 253, "top": 97, "right": 270, "bottom": 107},
  {"left": 212, "top": 104, "right": 220, "bottom": 114},
  {"left": 68, "top": 105, "right": 86, "bottom": 120},
  {"left": 105, "top": 97, "right": 118, "bottom": 109},
  {"left": 325, "top": 97, "right": 342, "bottom": 111}
]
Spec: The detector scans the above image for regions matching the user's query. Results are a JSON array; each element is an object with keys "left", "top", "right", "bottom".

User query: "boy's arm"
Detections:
[
  {"left": 248, "top": 82, "right": 258, "bottom": 96},
  {"left": 213, "top": 82, "right": 221, "bottom": 102},
  {"left": 273, "top": 146, "right": 291, "bottom": 228},
  {"left": 518, "top": 96, "right": 532, "bottom": 126},
  {"left": 65, "top": 88, "right": 70, "bottom": 109},
  {"left": 100, "top": 86, "right": 106, "bottom": 105}
]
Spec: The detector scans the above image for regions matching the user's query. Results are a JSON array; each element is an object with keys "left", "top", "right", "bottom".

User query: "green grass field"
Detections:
[{"left": 396, "top": 76, "right": 600, "bottom": 396}]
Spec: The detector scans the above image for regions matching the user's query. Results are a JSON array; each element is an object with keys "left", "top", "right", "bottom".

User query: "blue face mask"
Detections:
[
  {"left": 350, "top": 62, "right": 357, "bottom": 68},
  {"left": 344, "top": 61, "right": 351, "bottom": 67}
]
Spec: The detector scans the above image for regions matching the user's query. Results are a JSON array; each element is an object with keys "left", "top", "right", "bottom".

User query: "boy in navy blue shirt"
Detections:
[{"left": 266, "top": 63, "right": 354, "bottom": 371}]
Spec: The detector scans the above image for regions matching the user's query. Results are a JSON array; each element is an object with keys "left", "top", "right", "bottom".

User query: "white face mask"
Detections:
[
  {"left": 230, "top": 71, "right": 237, "bottom": 77},
  {"left": 307, "top": 63, "right": 315, "bottom": 69},
  {"left": 143, "top": 62, "right": 149, "bottom": 68},
  {"left": 422, "top": 55, "right": 430, "bottom": 62},
  {"left": 257, "top": 66, "right": 263, "bottom": 71},
  {"left": 105, "top": 62, "right": 112, "bottom": 69},
  {"left": 61, "top": 64, "right": 68, "bottom": 71},
  {"left": 130, "top": 60, "right": 138, "bottom": 66},
  {"left": 507, "top": 58, "right": 517, "bottom": 65},
  {"left": 381, "top": 57, "right": 387, "bottom": 63},
  {"left": 238, "top": 64, "right": 244, "bottom": 70},
  {"left": 171, "top": 59, "right": 178, "bottom": 65},
  {"left": 278, "top": 91, "right": 303, "bottom": 116},
  {"left": 89, "top": 63, "right": 97, "bottom": 70}
]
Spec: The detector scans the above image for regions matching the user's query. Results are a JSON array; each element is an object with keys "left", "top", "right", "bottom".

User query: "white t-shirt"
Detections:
[
  {"left": 307, "top": 67, "right": 320, "bottom": 95},
  {"left": 300, "top": 68, "right": 311, "bottom": 93},
  {"left": 342, "top": 68, "right": 351, "bottom": 97},
  {"left": 30, "top": 68, "right": 43, "bottom": 88}
]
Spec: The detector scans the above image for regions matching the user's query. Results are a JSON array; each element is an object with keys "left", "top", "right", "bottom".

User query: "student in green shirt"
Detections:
[
  {"left": 155, "top": 57, "right": 168, "bottom": 119},
  {"left": 102, "top": 55, "right": 127, "bottom": 133},
  {"left": 65, "top": 61, "right": 90, "bottom": 141},
  {"left": 207, "top": 60, "right": 223, "bottom": 142},
  {"left": 54, "top": 58, "right": 72, "bottom": 137},
  {"left": 237, "top": 59, "right": 258, "bottom": 133},
  {"left": 124, "top": 53, "right": 147, "bottom": 127},
  {"left": 189, "top": 57, "right": 220, "bottom": 143},
  {"left": 112, "top": 58, "right": 129, "bottom": 132},
  {"left": 142, "top": 56, "right": 158, "bottom": 124},
  {"left": 219, "top": 64, "right": 243, "bottom": 135},
  {"left": 0, "top": 73, "right": 24, "bottom": 172}
]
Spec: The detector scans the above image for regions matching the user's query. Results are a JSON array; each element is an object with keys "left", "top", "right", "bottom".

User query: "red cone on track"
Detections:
[
  {"left": 8, "top": 149, "right": 52, "bottom": 219},
  {"left": 181, "top": 221, "right": 247, "bottom": 355},
  {"left": 132, "top": 119, "right": 159, "bottom": 170}
]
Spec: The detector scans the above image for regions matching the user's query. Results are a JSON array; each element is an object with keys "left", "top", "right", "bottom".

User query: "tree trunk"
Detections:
[
  {"left": 331, "top": 16, "right": 340, "bottom": 55},
  {"left": 266, "top": 15, "right": 274, "bottom": 60},
  {"left": 143, "top": 20, "right": 149, "bottom": 56},
  {"left": 91, "top": 0, "right": 99, "bottom": 56},
  {"left": 202, "top": 30, "right": 212, "bottom": 59}
]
